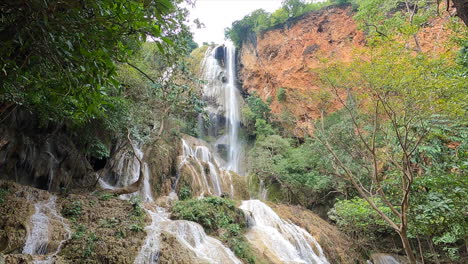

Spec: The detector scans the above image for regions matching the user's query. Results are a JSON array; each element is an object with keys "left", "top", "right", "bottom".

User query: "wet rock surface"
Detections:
[{"left": 269, "top": 202, "right": 362, "bottom": 264}]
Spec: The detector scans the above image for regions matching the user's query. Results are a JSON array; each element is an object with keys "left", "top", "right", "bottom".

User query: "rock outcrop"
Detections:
[{"left": 238, "top": 4, "right": 458, "bottom": 136}]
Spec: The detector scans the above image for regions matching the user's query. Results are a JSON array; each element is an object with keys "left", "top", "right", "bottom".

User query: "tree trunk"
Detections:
[
  {"left": 399, "top": 230, "right": 417, "bottom": 264},
  {"left": 452, "top": 0, "right": 468, "bottom": 26}
]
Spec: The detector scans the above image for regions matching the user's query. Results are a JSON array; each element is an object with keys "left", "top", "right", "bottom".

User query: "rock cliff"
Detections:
[{"left": 238, "top": 5, "right": 456, "bottom": 136}]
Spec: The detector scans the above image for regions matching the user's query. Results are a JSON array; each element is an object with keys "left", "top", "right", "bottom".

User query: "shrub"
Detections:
[
  {"left": 276, "top": 88, "right": 287, "bottom": 102},
  {"left": 172, "top": 197, "right": 256, "bottom": 263},
  {"left": 0, "top": 188, "right": 8, "bottom": 204},
  {"left": 62, "top": 200, "right": 83, "bottom": 219}
]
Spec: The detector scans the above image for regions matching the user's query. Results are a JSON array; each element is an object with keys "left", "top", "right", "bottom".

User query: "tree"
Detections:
[
  {"left": 0, "top": 0, "right": 187, "bottom": 125},
  {"left": 451, "top": 0, "right": 468, "bottom": 26},
  {"left": 281, "top": 0, "right": 307, "bottom": 17},
  {"left": 318, "top": 42, "right": 466, "bottom": 263}
]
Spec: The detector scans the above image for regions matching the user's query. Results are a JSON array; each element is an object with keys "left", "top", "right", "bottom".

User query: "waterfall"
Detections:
[
  {"left": 225, "top": 43, "right": 242, "bottom": 173},
  {"left": 99, "top": 144, "right": 153, "bottom": 202},
  {"left": 134, "top": 206, "right": 169, "bottom": 264},
  {"left": 199, "top": 43, "right": 244, "bottom": 174},
  {"left": 176, "top": 138, "right": 231, "bottom": 197},
  {"left": 23, "top": 196, "right": 71, "bottom": 264},
  {"left": 240, "top": 200, "right": 329, "bottom": 264},
  {"left": 162, "top": 220, "right": 242, "bottom": 264},
  {"left": 135, "top": 205, "right": 242, "bottom": 264}
]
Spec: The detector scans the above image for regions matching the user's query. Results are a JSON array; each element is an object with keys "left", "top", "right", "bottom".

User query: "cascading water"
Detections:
[
  {"left": 99, "top": 144, "right": 153, "bottom": 202},
  {"left": 176, "top": 138, "right": 231, "bottom": 197},
  {"left": 199, "top": 42, "right": 244, "bottom": 174},
  {"left": 97, "top": 141, "right": 240, "bottom": 263},
  {"left": 162, "top": 220, "right": 242, "bottom": 264},
  {"left": 134, "top": 206, "right": 168, "bottom": 264},
  {"left": 240, "top": 200, "right": 329, "bottom": 264},
  {"left": 135, "top": 204, "right": 242, "bottom": 264},
  {"left": 23, "top": 195, "right": 71, "bottom": 264},
  {"left": 224, "top": 43, "right": 242, "bottom": 173}
]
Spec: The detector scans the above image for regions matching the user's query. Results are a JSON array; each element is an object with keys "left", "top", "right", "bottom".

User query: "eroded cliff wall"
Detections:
[{"left": 238, "top": 5, "right": 456, "bottom": 136}]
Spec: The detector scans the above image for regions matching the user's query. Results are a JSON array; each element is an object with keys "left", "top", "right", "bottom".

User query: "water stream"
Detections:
[
  {"left": 23, "top": 195, "right": 71, "bottom": 264},
  {"left": 240, "top": 200, "right": 329, "bottom": 264}
]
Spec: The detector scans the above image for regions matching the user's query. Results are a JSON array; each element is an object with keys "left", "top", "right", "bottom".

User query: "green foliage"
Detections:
[
  {"left": 225, "top": 1, "right": 333, "bottom": 47},
  {"left": 352, "top": 0, "right": 436, "bottom": 42},
  {"left": 85, "top": 138, "right": 111, "bottom": 160},
  {"left": 276, "top": 87, "right": 287, "bottom": 102},
  {"left": 172, "top": 197, "right": 256, "bottom": 263},
  {"left": 0, "top": 0, "right": 187, "bottom": 125},
  {"left": 408, "top": 119, "right": 468, "bottom": 260},
  {"left": 172, "top": 197, "right": 245, "bottom": 232},
  {"left": 0, "top": 188, "right": 8, "bottom": 204},
  {"left": 243, "top": 93, "right": 275, "bottom": 138},
  {"left": 178, "top": 185, "right": 192, "bottom": 200},
  {"left": 83, "top": 233, "right": 99, "bottom": 258},
  {"left": 328, "top": 198, "right": 395, "bottom": 238},
  {"left": 248, "top": 132, "right": 338, "bottom": 206},
  {"left": 130, "top": 196, "right": 144, "bottom": 217},
  {"left": 99, "top": 217, "right": 119, "bottom": 228},
  {"left": 71, "top": 224, "right": 87, "bottom": 240},
  {"left": 62, "top": 200, "right": 83, "bottom": 220},
  {"left": 129, "top": 223, "right": 144, "bottom": 233},
  {"left": 318, "top": 32, "right": 467, "bottom": 261},
  {"left": 254, "top": 119, "right": 277, "bottom": 139},
  {"left": 98, "top": 192, "right": 116, "bottom": 201}
]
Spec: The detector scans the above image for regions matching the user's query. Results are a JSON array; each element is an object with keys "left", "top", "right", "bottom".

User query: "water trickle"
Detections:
[
  {"left": 23, "top": 196, "right": 71, "bottom": 264},
  {"left": 134, "top": 207, "right": 169, "bottom": 264},
  {"left": 259, "top": 179, "right": 268, "bottom": 200},
  {"left": 240, "top": 200, "right": 329, "bottom": 264}
]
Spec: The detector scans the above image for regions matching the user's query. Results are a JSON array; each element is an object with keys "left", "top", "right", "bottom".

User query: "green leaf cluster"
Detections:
[
  {"left": 225, "top": 0, "right": 334, "bottom": 47},
  {"left": 172, "top": 197, "right": 257, "bottom": 263}
]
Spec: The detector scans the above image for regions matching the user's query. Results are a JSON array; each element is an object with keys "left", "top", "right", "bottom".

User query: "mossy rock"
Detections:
[{"left": 58, "top": 194, "right": 148, "bottom": 263}]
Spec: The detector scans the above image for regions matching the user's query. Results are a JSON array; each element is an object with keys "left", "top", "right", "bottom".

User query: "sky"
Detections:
[{"left": 187, "top": 0, "right": 285, "bottom": 45}]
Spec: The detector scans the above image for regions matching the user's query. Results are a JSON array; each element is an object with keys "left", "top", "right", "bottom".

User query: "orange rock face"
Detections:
[
  {"left": 238, "top": 5, "right": 457, "bottom": 137},
  {"left": 239, "top": 6, "right": 365, "bottom": 136}
]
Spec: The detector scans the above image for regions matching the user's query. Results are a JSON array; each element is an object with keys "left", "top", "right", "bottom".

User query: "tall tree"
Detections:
[{"left": 318, "top": 43, "right": 466, "bottom": 263}]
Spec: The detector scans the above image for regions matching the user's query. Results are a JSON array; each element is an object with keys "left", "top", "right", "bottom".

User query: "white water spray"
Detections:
[
  {"left": 23, "top": 196, "right": 71, "bottom": 264},
  {"left": 240, "top": 200, "right": 329, "bottom": 264},
  {"left": 200, "top": 43, "right": 244, "bottom": 174},
  {"left": 162, "top": 220, "right": 242, "bottom": 264},
  {"left": 225, "top": 43, "right": 242, "bottom": 173}
]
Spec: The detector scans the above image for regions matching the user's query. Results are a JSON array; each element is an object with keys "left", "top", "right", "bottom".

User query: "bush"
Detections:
[
  {"left": 172, "top": 197, "right": 256, "bottom": 263},
  {"left": 172, "top": 197, "right": 246, "bottom": 232},
  {"left": 225, "top": 1, "right": 333, "bottom": 47},
  {"left": 0, "top": 188, "right": 8, "bottom": 204},
  {"left": 62, "top": 200, "right": 83, "bottom": 219},
  {"left": 328, "top": 197, "right": 394, "bottom": 239},
  {"left": 276, "top": 88, "right": 287, "bottom": 102}
]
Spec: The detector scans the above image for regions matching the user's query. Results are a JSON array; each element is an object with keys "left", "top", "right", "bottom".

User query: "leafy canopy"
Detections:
[{"left": 0, "top": 0, "right": 188, "bottom": 125}]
